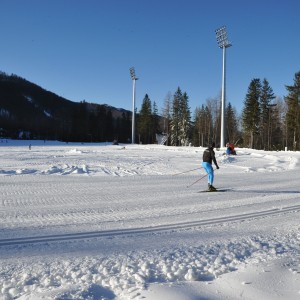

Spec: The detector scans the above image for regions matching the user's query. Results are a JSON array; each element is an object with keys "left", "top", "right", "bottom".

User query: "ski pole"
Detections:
[
  {"left": 173, "top": 167, "right": 202, "bottom": 176},
  {"left": 186, "top": 173, "right": 208, "bottom": 188}
]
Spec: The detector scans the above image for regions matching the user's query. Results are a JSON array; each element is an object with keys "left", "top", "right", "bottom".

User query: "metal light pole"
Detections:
[
  {"left": 129, "top": 67, "right": 138, "bottom": 144},
  {"left": 215, "top": 26, "right": 231, "bottom": 148}
]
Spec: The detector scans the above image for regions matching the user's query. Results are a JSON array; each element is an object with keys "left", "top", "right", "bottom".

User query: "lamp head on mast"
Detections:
[
  {"left": 215, "top": 26, "right": 232, "bottom": 48},
  {"left": 130, "top": 67, "right": 138, "bottom": 81}
]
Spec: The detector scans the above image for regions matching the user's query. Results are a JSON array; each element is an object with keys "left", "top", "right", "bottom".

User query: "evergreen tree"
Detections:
[
  {"left": 226, "top": 102, "right": 239, "bottom": 144},
  {"left": 169, "top": 88, "right": 192, "bottom": 146},
  {"left": 242, "top": 79, "right": 261, "bottom": 148},
  {"left": 269, "top": 97, "right": 284, "bottom": 150},
  {"left": 178, "top": 92, "right": 191, "bottom": 146},
  {"left": 137, "top": 94, "right": 152, "bottom": 144},
  {"left": 152, "top": 101, "right": 160, "bottom": 142},
  {"left": 270, "top": 97, "right": 286, "bottom": 150},
  {"left": 259, "top": 78, "right": 275, "bottom": 149},
  {"left": 170, "top": 88, "right": 182, "bottom": 146},
  {"left": 284, "top": 71, "right": 300, "bottom": 150}
]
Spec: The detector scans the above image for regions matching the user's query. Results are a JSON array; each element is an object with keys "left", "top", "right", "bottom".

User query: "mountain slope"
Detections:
[{"left": 0, "top": 72, "right": 131, "bottom": 141}]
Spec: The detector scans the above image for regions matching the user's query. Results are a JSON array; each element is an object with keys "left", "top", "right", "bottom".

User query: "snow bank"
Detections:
[{"left": 2, "top": 233, "right": 299, "bottom": 299}]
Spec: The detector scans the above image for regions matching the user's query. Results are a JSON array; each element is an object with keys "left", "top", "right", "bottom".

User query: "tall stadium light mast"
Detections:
[
  {"left": 129, "top": 67, "right": 138, "bottom": 144},
  {"left": 215, "top": 26, "right": 232, "bottom": 148}
]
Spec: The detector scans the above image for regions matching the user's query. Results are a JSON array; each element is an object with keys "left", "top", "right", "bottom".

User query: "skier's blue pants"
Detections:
[{"left": 201, "top": 162, "right": 214, "bottom": 185}]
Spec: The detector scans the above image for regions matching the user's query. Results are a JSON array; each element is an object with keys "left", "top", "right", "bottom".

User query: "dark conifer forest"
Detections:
[{"left": 0, "top": 72, "right": 132, "bottom": 142}]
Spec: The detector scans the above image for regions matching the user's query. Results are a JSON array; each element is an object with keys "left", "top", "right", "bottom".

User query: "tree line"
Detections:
[
  {"left": 136, "top": 71, "right": 300, "bottom": 151},
  {"left": 1, "top": 71, "right": 299, "bottom": 150},
  {"left": 241, "top": 72, "right": 299, "bottom": 150}
]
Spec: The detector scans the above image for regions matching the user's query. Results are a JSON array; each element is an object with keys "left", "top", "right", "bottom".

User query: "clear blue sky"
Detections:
[{"left": 1, "top": 0, "right": 299, "bottom": 115}]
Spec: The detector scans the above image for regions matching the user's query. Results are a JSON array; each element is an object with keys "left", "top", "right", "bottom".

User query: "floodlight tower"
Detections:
[
  {"left": 215, "top": 26, "right": 232, "bottom": 148},
  {"left": 129, "top": 67, "right": 138, "bottom": 144}
]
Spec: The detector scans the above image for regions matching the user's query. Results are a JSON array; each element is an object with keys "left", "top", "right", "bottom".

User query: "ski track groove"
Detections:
[
  {"left": 0, "top": 204, "right": 299, "bottom": 247},
  {"left": 1, "top": 176, "right": 299, "bottom": 234}
]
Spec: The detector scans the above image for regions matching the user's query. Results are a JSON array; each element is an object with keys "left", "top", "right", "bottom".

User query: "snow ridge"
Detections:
[{"left": 1, "top": 234, "right": 299, "bottom": 299}]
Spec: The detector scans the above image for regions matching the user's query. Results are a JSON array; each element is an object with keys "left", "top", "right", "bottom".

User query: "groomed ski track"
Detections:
[
  {"left": 0, "top": 172, "right": 299, "bottom": 250},
  {"left": 0, "top": 203, "right": 299, "bottom": 247}
]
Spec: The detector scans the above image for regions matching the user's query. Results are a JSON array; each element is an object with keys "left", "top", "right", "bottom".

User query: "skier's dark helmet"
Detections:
[{"left": 210, "top": 142, "right": 215, "bottom": 148}]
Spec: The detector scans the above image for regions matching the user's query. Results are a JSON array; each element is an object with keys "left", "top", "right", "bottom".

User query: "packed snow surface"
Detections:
[{"left": 0, "top": 140, "right": 300, "bottom": 300}]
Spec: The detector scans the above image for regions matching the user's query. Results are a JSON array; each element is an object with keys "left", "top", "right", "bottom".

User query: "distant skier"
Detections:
[
  {"left": 226, "top": 142, "right": 236, "bottom": 155},
  {"left": 202, "top": 142, "right": 219, "bottom": 191}
]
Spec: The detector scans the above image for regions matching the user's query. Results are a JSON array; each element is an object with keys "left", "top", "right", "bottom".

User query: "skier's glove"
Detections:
[{"left": 216, "top": 166, "right": 220, "bottom": 169}]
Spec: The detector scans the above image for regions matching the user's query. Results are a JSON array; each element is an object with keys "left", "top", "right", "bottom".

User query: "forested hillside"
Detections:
[{"left": 0, "top": 72, "right": 132, "bottom": 142}]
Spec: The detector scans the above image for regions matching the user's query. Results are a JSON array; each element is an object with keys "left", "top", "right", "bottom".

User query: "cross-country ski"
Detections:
[{"left": 198, "top": 188, "right": 230, "bottom": 193}]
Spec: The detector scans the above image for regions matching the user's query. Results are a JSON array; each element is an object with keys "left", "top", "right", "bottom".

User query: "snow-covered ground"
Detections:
[{"left": 0, "top": 140, "right": 300, "bottom": 300}]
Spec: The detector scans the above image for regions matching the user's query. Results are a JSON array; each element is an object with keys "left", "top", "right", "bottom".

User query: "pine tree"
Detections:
[
  {"left": 178, "top": 92, "right": 191, "bottom": 146},
  {"left": 285, "top": 71, "right": 300, "bottom": 150},
  {"left": 242, "top": 79, "right": 261, "bottom": 148},
  {"left": 226, "top": 102, "right": 239, "bottom": 144},
  {"left": 152, "top": 101, "right": 160, "bottom": 142},
  {"left": 170, "top": 88, "right": 182, "bottom": 146},
  {"left": 137, "top": 94, "right": 152, "bottom": 144},
  {"left": 269, "top": 97, "right": 284, "bottom": 150},
  {"left": 169, "top": 88, "right": 192, "bottom": 146},
  {"left": 259, "top": 78, "right": 275, "bottom": 149}
]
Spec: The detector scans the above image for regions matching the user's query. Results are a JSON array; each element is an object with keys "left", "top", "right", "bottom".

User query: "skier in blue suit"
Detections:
[{"left": 202, "top": 142, "right": 220, "bottom": 191}]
